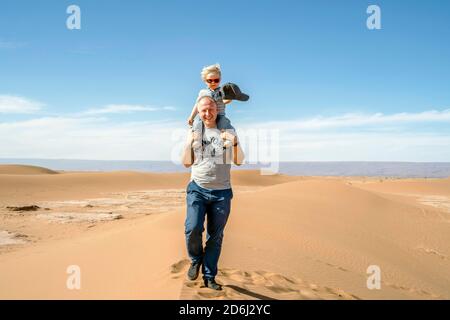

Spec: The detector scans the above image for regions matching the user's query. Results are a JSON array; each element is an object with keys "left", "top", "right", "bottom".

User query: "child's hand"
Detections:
[
  {"left": 221, "top": 129, "right": 238, "bottom": 148},
  {"left": 187, "top": 117, "right": 194, "bottom": 126},
  {"left": 187, "top": 128, "right": 201, "bottom": 142}
]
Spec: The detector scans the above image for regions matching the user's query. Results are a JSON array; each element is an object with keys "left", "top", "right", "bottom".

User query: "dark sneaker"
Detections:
[
  {"left": 187, "top": 262, "right": 201, "bottom": 281},
  {"left": 203, "top": 278, "right": 222, "bottom": 291}
]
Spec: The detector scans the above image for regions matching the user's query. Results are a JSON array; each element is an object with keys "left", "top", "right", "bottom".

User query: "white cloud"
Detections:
[
  {"left": 235, "top": 109, "right": 450, "bottom": 161},
  {"left": 0, "top": 109, "right": 449, "bottom": 161},
  {"left": 274, "top": 132, "right": 450, "bottom": 161},
  {"left": 247, "top": 109, "right": 450, "bottom": 130},
  {"left": 0, "top": 95, "right": 44, "bottom": 114},
  {"left": 0, "top": 116, "right": 184, "bottom": 160},
  {"left": 82, "top": 104, "right": 176, "bottom": 115}
]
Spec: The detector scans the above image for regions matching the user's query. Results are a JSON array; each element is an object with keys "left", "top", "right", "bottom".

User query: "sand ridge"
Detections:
[
  {"left": 0, "top": 164, "right": 59, "bottom": 175},
  {"left": 171, "top": 259, "right": 359, "bottom": 300}
]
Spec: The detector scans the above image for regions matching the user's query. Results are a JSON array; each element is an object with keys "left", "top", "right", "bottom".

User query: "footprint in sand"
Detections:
[
  {"left": 170, "top": 259, "right": 191, "bottom": 279},
  {"left": 383, "top": 281, "right": 442, "bottom": 299},
  {"left": 170, "top": 259, "right": 359, "bottom": 300},
  {"left": 415, "top": 245, "right": 447, "bottom": 260}
]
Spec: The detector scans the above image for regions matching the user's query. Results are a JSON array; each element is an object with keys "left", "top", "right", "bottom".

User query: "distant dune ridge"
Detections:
[
  {"left": 0, "top": 164, "right": 449, "bottom": 299},
  {"left": 1, "top": 159, "right": 450, "bottom": 178},
  {"left": 0, "top": 164, "right": 59, "bottom": 175}
]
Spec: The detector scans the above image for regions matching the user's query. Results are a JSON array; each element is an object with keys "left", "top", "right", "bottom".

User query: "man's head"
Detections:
[{"left": 197, "top": 96, "right": 217, "bottom": 128}]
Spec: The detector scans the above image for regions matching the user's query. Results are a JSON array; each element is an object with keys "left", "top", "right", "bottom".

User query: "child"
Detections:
[{"left": 187, "top": 64, "right": 235, "bottom": 149}]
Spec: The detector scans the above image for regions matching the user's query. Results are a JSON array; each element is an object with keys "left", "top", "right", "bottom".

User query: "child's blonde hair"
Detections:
[{"left": 201, "top": 63, "right": 221, "bottom": 81}]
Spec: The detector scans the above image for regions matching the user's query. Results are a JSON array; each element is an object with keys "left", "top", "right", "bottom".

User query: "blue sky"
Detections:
[{"left": 1, "top": 0, "right": 450, "bottom": 161}]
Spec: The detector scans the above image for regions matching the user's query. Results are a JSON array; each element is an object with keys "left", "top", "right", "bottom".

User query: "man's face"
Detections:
[{"left": 197, "top": 98, "right": 217, "bottom": 128}]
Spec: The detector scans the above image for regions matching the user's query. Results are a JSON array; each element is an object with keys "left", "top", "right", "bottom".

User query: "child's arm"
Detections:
[
  {"left": 187, "top": 103, "right": 198, "bottom": 126},
  {"left": 189, "top": 90, "right": 207, "bottom": 125}
]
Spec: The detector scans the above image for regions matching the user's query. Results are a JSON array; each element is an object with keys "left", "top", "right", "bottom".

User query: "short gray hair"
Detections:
[{"left": 196, "top": 96, "right": 217, "bottom": 111}]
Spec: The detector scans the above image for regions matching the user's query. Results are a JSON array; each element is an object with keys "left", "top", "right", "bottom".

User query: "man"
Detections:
[{"left": 181, "top": 96, "right": 245, "bottom": 290}]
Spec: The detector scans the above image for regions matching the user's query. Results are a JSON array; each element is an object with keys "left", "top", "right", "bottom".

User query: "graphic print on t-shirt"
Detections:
[{"left": 202, "top": 128, "right": 223, "bottom": 159}]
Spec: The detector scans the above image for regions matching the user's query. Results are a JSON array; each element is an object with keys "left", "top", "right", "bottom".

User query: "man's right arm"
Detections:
[{"left": 181, "top": 130, "right": 195, "bottom": 168}]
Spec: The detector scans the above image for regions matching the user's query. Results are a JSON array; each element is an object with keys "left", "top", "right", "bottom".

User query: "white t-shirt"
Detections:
[{"left": 191, "top": 126, "right": 232, "bottom": 190}]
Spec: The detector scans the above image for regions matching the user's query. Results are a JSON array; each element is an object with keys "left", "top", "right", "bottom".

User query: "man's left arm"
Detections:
[
  {"left": 222, "top": 131, "right": 245, "bottom": 166},
  {"left": 233, "top": 138, "right": 245, "bottom": 165}
]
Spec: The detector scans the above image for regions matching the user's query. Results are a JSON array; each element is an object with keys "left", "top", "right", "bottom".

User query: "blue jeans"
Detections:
[{"left": 185, "top": 180, "right": 233, "bottom": 280}]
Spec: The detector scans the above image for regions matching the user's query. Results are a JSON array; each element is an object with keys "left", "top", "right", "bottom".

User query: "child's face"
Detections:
[{"left": 204, "top": 73, "right": 221, "bottom": 90}]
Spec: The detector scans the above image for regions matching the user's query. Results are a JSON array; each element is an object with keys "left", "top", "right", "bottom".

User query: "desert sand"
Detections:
[{"left": 0, "top": 164, "right": 449, "bottom": 300}]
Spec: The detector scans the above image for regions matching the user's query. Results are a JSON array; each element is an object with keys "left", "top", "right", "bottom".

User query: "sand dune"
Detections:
[
  {"left": 223, "top": 179, "right": 450, "bottom": 299},
  {"left": 0, "top": 166, "right": 449, "bottom": 299},
  {"left": 0, "top": 164, "right": 59, "bottom": 175},
  {"left": 0, "top": 166, "right": 295, "bottom": 203},
  {"left": 348, "top": 176, "right": 450, "bottom": 196}
]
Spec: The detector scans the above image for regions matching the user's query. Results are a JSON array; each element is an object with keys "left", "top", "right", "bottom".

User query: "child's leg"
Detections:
[
  {"left": 216, "top": 115, "right": 235, "bottom": 131},
  {"left": 192, "top": 116, "right": 203, "bottom": 132},
  {"left": 192, "top": 116, "right": 203, "bottom": 150},
  {"left": 216, "top": 115, "right": 235, "bottom": 148}
]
